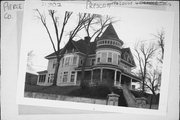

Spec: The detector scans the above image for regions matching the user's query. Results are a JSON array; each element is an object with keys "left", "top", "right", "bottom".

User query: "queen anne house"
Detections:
[{"left": 37, "top": 24, "right": 141, "bottom": 90}]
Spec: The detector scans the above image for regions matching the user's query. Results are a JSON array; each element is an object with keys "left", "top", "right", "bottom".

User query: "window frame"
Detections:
[
  {"left": 70, "top": 71, "right": 75, "bottom": 82},
  {"left": 63, "top": 72, "right": 68, "bottom": 83}
]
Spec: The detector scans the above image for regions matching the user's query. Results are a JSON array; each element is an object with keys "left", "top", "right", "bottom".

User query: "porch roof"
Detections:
[{"left": 75, "top": 64, "right": 141, "bottom": 82}]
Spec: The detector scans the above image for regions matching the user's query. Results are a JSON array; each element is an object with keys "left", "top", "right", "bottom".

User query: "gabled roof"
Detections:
[
  {"left": 72, "top": 40, "right": 96, "bottom": 55},
  {"left": 45, "top": 39, "right": 96, "bottom": 59},
  {"left": 121, "top": 47, "right": 136, "bottom": 67},
  {"left": 45, "top": 50, "right": 63, "bottom": 58},
  {"left": 98, "top": 23, "right": 124, "bottom": 44}
]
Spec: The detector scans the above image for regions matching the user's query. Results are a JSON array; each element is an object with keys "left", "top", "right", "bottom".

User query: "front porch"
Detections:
[{"left": 75, "top": 67, "right": 140, "bottom": 90}]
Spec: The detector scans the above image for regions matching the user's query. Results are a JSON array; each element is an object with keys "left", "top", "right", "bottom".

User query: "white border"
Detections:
[{"left": 16, "top": 0, "right": 175, "bottom": 115}]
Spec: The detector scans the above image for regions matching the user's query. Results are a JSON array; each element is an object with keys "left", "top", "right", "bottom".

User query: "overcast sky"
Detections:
[{"left": 23, "top": 7, "right": 174, "bottom": 72}]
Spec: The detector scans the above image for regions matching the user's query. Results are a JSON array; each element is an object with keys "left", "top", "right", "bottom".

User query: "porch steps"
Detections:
[{"left": 118, "top": 85, "right": 137, "bottom": 107}]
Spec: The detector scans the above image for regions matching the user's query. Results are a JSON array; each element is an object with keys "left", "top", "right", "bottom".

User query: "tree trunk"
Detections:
[
  {"left": 142, "top": 78, "right": 145, "bottom": 93},
  {"left": 149, "top": 92, "right": 156, "bottom": 109},
  {"left": 80, "top": 37, "right": 91, "bottom": 89},
  {"left": 80, "top": 54, "right": 89, "bottom": 88},
  {"left": 149, "top": 95, "right": 153, "bottom": 109},
  {"left": 52, "top": 57, "right": 61, "bottom": 86}
]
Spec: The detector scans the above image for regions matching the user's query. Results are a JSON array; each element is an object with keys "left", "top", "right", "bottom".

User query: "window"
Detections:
[
  {"left": 39, "top": 75, "right": 45, "bottom": 83},
  {"left": 80, "top": 59, "right": 83, "bottom": 65},
  {"left": 70, "top": 71, "right": 75, "bottom": 82},
  {"left": 91, "top": 59, "right": 95, "bottom": 65},
  {"left": 118, "top": 55, "right": 121, "bottom": 65},
  {"left": 107, "top": 52, "right": 112, "bottom": 63},
  {"left": 132, "top": 85, "right": 136, "bottom": 90},
  {"left": 63, "top": 72, "right": 68, "bottom": 82},
  {"left": 50, "top": 74, "right": 54, "bottom": 83},
  {"left": 73, "top": 56, "right": 77, "bottom": 65},
  {"left": 65, "top": 57, "right": 70, "bottom": 66},
  {"left": 47, "top": 74, "right": 54, "bottom": 83},
  {"left": 52, "top": 61, "right": 56, "bottom": 69},
  {"left": 97, "top": 53, "right": 101, "bottom": 63},
  {"left": 48, "top": 74, "right": 50, "bottom": 82},
  {"left": 101, "top": 52, "right": 107, "bottom": 63},
  {"left": 108, "top": 58, "right": 112, "bottom": 62},
  {"left": 97, "top": 58, "right": 100, "bottom": 62}
]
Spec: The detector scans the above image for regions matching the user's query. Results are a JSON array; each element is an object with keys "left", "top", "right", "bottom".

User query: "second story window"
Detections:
[
  {"left": 91, "top": 59, "right": 95, "bottom": 65},
  {"left": 52, "top": 61, "right": 56, "bottom": 69},
  {"left": 107, "top": 52, "right": 112, "bottom": 63},
  {"left": 97, "top": 53, "right": 101, "bottom": 63},
  {"left": 97, "top": 57, "right": 100, "bottom": 62},
  {"left": 118, "top": 55, "right": 121, "bottom": 65},
  {"left": 73, "top": 56, "right": 77, "bottom": 65},
  {"left": 65, "top": 57, "right": 70, "bottom": 66}
]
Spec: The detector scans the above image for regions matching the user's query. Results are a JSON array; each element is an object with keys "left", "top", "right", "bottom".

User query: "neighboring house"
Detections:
[
  {"left": 37, "top": 70, "right": 48, "bottom": 86},
  {"left": 37, "top": 24, "right": 141, "bottom": 89},
  {"left": 25, "top": 72, "right": 38, "bottom": 85}
]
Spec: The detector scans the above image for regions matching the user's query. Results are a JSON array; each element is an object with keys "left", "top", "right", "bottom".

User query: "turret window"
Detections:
[
  {"left": 108, "top": 52, "right": 112, "bottom": 63},
  {"left": 118, "top": 55, "right": 121, "bottom": 65}
]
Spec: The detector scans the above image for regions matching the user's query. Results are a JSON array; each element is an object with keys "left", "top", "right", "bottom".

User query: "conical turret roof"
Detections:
[{"left": 99, "top": 23, "right": 123, "bottom": 44}]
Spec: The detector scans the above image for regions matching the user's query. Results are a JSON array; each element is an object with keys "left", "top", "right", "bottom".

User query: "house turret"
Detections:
[{"left": 95, "top": 24, "right": 123, "bottom": 66}]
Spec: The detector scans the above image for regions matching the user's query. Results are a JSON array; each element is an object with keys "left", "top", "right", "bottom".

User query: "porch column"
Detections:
[
  {"left": 91, "top": 69, "right": 93, "bottom": 84},
  {"left": 114, "top": 70, "right": 117, "bottom": 85},
  {"left": 74, "top": 71, "right": 77, "bottom": 85},
  {"left": 119, "top": 73, "right": 121, "bottom": 86},
  {"left": 130, "top": 77, "right": 132, "bottom": 89},
  {"left": 100, "top": 68, "right": 103, "bottom": 82}
]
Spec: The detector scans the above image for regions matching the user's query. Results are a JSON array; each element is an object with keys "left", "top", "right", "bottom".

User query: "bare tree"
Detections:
[
  {"left": 134, "top": 42, "right": 157, "bottom": 93},
  {"left": 152, "top": 29, "right": 165, "bottom": 63},
  {"left": 35, "top": 9, "right": 72, "bottom": 86},
  {"left": 79, "top": 14, "right": 114, "bottom": 88},
  {"left": 145, "top": 68, "right": 161, "bottom": 108}
]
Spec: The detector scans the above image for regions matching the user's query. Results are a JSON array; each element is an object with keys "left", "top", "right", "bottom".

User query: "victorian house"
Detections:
[{"left": 37, "top": 24, "right": 141, "bottom": 90}]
